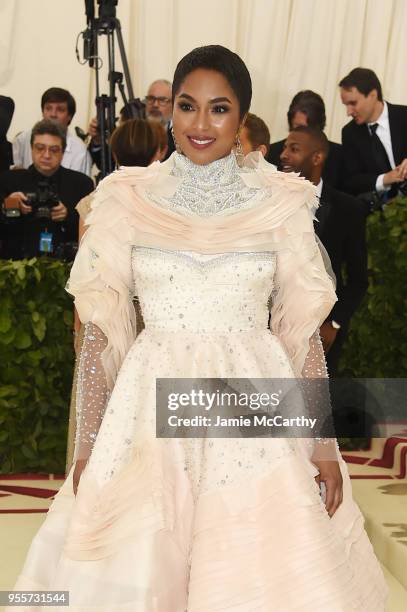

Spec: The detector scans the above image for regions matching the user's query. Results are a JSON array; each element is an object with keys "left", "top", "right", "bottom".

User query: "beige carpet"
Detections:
[{"left": 1, "top": 443, "right": 406, "bottom": 612}]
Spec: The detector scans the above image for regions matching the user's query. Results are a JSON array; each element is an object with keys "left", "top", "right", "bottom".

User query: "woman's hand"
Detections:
[
  {"left": 73, "top": 458, "right": 88, "bottom": 495},
  {"left": 313, "top": 459, "right": 343, "bottom": 517}
]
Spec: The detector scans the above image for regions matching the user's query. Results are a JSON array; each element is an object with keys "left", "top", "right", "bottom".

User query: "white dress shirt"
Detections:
[
  {"left": 12, "top": 128, "right": 92, "bottom": 177},
  {"left": 367, "top": 101, "right": 395, "bottom": 193},
  {"left": 315, "top": 178, "right": 323, "bottom": 198}
]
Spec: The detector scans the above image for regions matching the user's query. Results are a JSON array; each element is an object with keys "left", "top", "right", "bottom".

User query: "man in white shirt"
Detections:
[
  {"left": 13, "top": 87, "right": 92, "bottom": 177},
  {"left": 339, "top": 68, "right": 407, "bottom": 197}
]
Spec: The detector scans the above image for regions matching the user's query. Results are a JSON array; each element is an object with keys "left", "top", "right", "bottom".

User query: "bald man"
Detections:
[
  {"left": 143, "top": 79, "right": 175, "bottom": 160},
  {"left": 144, "top": 80, "right": 172, "bottom": 124}
]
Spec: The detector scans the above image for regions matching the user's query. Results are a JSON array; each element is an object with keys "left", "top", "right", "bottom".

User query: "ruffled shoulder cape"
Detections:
[{"left": 67, "top": 152, "right": 336, "bottom": 386}]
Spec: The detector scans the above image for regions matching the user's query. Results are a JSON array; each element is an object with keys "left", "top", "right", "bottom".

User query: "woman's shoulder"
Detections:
[{"left": 241, "top": 152, "right": 318, "bottom": 222}]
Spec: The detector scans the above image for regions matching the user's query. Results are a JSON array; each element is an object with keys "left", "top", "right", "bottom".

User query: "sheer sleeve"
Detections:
[
  {"left": 301, "top": 330, "right": 329, "bottom": 378},
  {"left": 300, "top": 331, "right": 338, "bottom": 462},
  {"left": 74, "top": 322, "right": 109, "bottom": 461}
]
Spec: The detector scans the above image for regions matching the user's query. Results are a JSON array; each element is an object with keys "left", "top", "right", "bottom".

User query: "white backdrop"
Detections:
[{"left": 2, "top": 0, "right": 407, "bottom": 145}]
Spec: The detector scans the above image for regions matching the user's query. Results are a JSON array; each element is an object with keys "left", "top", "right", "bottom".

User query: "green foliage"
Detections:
[
  {"left": 0, "top": 258, "right": 74, "bottom": 474},
  {"left": 340, "top": 197, "right": 407, "bottom": 377}
]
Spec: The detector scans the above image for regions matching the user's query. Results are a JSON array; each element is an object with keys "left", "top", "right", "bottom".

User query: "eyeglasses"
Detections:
[
  {"left": 33, "top": 144, "right": 62, "bottom": 155},
  {"left": 143, "top": 95, "right": 171, "bottom": 107}
]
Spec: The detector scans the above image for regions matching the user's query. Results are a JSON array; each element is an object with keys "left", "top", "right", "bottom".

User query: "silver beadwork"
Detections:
[{"left": 147, "top": 152, "right": 271, "bottom": 216}]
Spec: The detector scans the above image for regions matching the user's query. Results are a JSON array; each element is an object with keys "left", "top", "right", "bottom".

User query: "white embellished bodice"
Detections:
[
  {"left": 134, "top": 153, "right": 276, "bottom": 333},
  {"left": 132, "top": 247, "right": 276, "bottom": 333}
]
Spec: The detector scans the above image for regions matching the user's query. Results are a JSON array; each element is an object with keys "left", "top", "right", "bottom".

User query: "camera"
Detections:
[{"left": 25, "top": 180, "right": 59, "bottom": 219}]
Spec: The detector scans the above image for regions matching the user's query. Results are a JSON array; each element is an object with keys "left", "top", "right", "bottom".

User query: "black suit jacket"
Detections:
[
  {"left": 267, "top": 139, "right": 345, "bottom": 190},
  {"left": 0, "top": 165, "right": 94, "bottom": 259},
  {"left": 315, "top": 183, "right": 368, "bottom": 327},
  {"left": 341, "top": 102, "right": 407, "bottom": 195},
  {"left": 0, "top": 139, "right": 12, "bottom": 173}
]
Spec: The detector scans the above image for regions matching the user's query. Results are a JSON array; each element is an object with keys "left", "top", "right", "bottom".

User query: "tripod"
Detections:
[{"left": 83, "top": 0, "right": 145, "bottom": 177}]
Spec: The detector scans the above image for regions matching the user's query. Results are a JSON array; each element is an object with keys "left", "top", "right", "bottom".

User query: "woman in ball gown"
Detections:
[{"left": 10, "top": 45, "right": 387, "bottom": 611}]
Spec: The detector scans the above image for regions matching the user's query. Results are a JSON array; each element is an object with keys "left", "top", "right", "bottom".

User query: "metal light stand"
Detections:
[{"left": 83, "top": 0, "right": 144, "bottom": 178}]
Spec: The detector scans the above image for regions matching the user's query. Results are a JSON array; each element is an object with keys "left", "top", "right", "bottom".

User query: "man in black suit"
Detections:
[
  {"left": 267, "top": 90, "right": 344, "bottom": 190},
  {"left": 339, "top": 67, "right": 407, "bottom": 197},
  {"left": 280, "top": 126, "right": 368, "bottom": 374},
  {"left": 0, "top": 120, "right": 93, "bottom": 260}
]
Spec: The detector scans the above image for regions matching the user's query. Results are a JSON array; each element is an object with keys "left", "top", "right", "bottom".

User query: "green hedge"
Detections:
[
  {"left": 340, "top": 196, "right": 407, "bottom": 377},
  {"left": 0, "top": 198, "right": 405, "bottom": 473},
  {"left": 0, "top": 258, "right": 74, "bottom": 474}
]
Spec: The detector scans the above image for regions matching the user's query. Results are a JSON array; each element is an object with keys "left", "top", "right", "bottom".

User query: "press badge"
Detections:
[{"left": 39, "top": 231, "right": 53, "bottom": 253}]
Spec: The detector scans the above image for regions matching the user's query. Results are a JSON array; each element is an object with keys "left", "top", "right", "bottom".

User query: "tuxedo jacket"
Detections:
[
  {"left": 315, "top": 183, "right": 368, "bottom": 327},
  {"left": 267, "top": 139, "right": 345, "bottom": 190},
  {"left": 341, "top": 102, "right": 407, "bottom": 195}
]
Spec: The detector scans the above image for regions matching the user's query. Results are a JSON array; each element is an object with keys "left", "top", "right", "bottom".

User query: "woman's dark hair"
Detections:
[
  {"left": 149, "top": 120, "right": 168, "bottom": 153},
  {"left": 172, "top": 45, "right": 252, "bottom": 120},
  {"left": 244, "top": 113, "right": 270, "bottom": 154},
  {"left": 287, "top": 90, "right": 326, "bottom": 131},
  {"left": 41, "top": 87, "right": 76, "bottom": 121},
  {"left": 109, "top": 118, "right": 160, "bottom": 166},
  {"left": 339, "top": 67, "right": 383, "bottom": 102}
]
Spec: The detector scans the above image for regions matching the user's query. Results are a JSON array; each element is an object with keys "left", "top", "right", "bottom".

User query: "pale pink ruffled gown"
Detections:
[{"left": 9, "top": 153, "right": 388, "bottom": 611}]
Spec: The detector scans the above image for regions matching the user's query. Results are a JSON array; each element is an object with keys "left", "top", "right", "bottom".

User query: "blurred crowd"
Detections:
[{"left": 0, "top": 67, "right": 406, "bottom": 374}]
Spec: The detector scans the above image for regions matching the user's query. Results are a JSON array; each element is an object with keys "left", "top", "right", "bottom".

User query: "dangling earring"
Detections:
[
  {"left": 234, "top": 132, "right": 244, "bottom": 167},
  {"left": 171, "top": 127, "right": 182, "bottom": 154}
]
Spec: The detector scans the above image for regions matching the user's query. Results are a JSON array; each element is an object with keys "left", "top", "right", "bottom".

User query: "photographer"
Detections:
[
  {"left": 0, "top": 120, "right": 93, "bottom": 260},
  {"left": 13, "top": 87, "right": 92, "bottom": 176}
]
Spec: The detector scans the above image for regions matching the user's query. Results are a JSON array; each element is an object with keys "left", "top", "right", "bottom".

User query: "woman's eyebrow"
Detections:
[
  {"left": 177, "top": 93, "right": 232, "bottom": 104},
  {"left": 177, "top": 93, "right": 195, "bottom": 102},
  {"left": 210, "top": 97, "right": 232, "bottom": 104}
]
